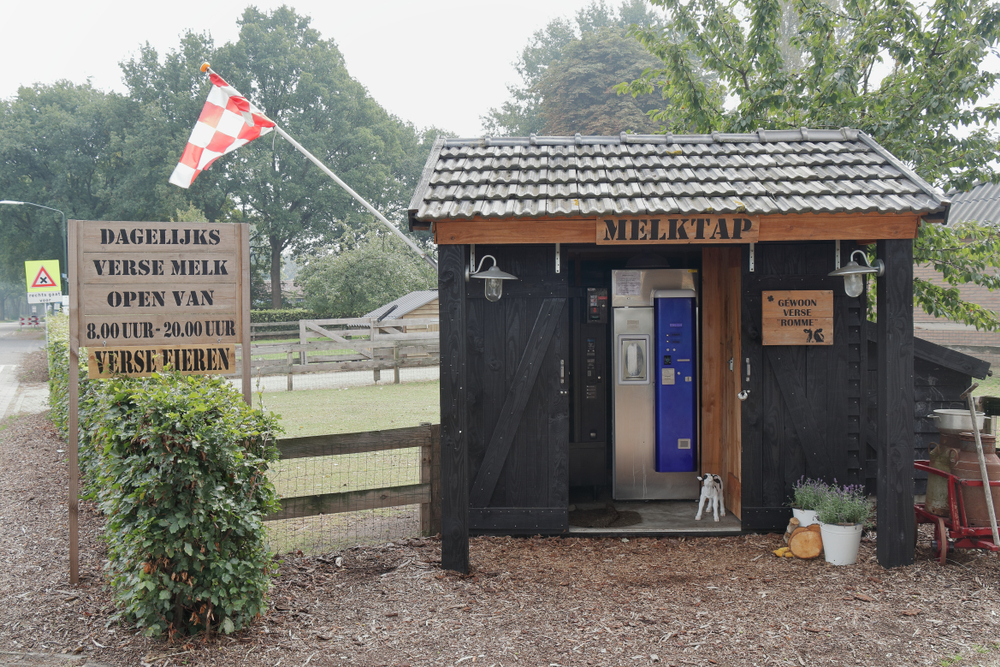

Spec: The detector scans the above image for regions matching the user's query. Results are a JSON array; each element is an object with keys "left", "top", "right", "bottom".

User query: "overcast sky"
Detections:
[{"left": 1, "top": 0, "right": 608, "bottom": 137}]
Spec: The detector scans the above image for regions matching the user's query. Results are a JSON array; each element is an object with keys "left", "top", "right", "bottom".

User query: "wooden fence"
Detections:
[
  {"left": 263, "top": 424, "right": 441, "bottom": 537},
  {"left": 242, "top": 318, "right": 440, "bottom": 389}
]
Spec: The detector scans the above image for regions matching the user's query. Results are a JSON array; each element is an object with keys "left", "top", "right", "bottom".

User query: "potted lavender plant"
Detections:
[
  {"left": 790, "top": 477, "right": 831, "bottom": 527},
  {"left": 817, "top": 483, "right": 874, "bottom": 565}
]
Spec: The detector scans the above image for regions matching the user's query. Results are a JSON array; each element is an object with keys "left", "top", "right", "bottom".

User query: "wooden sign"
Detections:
[
  {"left": 66, "top": 221, "right": 251, "bottom": 588},
  {"left": 597, "top": 216, "right": 759, "bottom": 245},
  {"left": 75, "top": 221, "right": 242, "bottom": 347},
  {"left": 87, "top": 344, "right": 236, "bottom": 379},
  {"left": 762, "top": 290, "right": 833, "bottom": 346}
]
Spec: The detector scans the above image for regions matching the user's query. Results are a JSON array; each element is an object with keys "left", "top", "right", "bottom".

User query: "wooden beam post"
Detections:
[
  {"left": 239, "top": 223, "right": 252, "bottom": 406},
  {"left": 420, "top": 424, "right": 443, "bottom": 536},
  {"left": 438, "top": 246, "right": 469, "bottom": 573},
  {"left": 68, "top": 220, "right": 80, "bottom": 585},
  {"left": 876, "top": 238, "right": 915, "bottom": 567}
]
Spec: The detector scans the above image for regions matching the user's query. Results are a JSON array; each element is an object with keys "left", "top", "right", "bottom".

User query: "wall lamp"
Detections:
[
  {"left": 828, "top": 249, "right": 884, "bottom": 298},
  {"left": 466, "top": 255, "right": 517, "bottom": 302}
]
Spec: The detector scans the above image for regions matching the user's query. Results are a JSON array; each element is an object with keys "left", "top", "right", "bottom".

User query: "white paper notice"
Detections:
[{"left": 616, "top": 271, "right": 642, "bottom": 296}]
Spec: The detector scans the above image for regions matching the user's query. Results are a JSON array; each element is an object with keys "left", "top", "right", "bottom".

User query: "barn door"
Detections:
[
  {"left": 465, "top": 246, "right": 569, "bottom": 533},
  {"left": 740, "top": 243, "right": 858, "bottom": 531}
]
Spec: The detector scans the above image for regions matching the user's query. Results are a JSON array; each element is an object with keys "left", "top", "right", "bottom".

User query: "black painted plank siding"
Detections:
[
  {"left": 863, "top": 333, "right": 986, "bottom": 496},
  {"left": 463, "top": 245, "right": 570, "bottom": 533},
  {"left": 741, "top": 242, "right": 858, "bottom": 531},
  {"left": 438, "top": 245, "right": 469, "bottom": 573},
  {"left": 876, "top": 238, "right": 916, "bottom": 567}
]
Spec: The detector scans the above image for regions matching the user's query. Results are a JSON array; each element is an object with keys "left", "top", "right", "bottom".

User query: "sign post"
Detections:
[
  {"left": 25, "top": 259, "right": 63, "bottom": 304},
  {"left": 67, "top": 220, "right": 252, "bottom": 584}
]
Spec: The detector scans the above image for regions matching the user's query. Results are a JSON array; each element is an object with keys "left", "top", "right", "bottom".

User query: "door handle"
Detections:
[{"left": 745, "top": 357, "right": 751, "bottom": 383}]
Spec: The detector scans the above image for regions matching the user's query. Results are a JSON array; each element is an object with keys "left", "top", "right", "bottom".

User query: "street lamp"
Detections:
[{"left": 0, "top": 200, "right": 68, "bottom": 287}]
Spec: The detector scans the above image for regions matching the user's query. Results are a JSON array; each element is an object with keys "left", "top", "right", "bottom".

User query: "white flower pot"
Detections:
[
  {"left": 792, "top": 508, "right": 820, "bottom": 527},
  {"left": 820, "top": 523, "right": 863, "bottom": 565}
]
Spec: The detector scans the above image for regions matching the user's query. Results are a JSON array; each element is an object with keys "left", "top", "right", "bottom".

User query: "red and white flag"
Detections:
[{"left": 168, "top": 73, "right": 275, "bottom": 188}]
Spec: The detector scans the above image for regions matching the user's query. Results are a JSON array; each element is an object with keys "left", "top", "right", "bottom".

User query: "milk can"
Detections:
[
  {"left": 950, "top": 432, "right": 1000, "bottom": 527},
  {"left": 925, "top": 434, "right": 962, "bottom": 516}
]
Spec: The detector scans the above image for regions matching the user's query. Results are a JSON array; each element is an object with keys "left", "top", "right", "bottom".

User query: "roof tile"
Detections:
[{"left": 408, "top": 131, "right": 947, "bottom": 225}]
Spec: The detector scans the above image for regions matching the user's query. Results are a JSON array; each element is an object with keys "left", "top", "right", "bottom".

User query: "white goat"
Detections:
[{"left": 694, "top": 474, "right": 725, "bottom": 522}]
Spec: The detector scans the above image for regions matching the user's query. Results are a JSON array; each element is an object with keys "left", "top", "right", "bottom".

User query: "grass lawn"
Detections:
[
  {"left": 258, "top": 380, "right": 439, "bottom": 437},
  {"left": 974, "top": 373, "right": 1000, "bottom": 398}
]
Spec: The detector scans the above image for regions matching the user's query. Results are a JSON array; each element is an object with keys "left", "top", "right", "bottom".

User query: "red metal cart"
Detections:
[{"left": 914, "top": 460, "right": 1000, "bottom": 564}]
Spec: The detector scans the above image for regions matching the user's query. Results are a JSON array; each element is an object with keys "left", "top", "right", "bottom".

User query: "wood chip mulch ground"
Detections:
[{"left": 2, "top": 410, "right": 1000, "bottom": 667}]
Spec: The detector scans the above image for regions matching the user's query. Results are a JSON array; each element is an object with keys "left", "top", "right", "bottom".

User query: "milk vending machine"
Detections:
[{"left": 612, "top": 269, "right": 700, "bottom": 500}]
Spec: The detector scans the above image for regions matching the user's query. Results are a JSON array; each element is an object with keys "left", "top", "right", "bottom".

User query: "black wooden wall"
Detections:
[
  {"left": 865, "top": 335, "right": 990, "bottom": 495},
  {"left": 461, "top": 245, "right": 570, "bottom": 534},
  {"left": 740, "top": 241, "right": 865, "bottom": 530}
]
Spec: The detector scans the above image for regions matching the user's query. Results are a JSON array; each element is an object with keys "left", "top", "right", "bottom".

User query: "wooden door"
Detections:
[
  {"left": 701, "top": 247, "right": 743, "bottom": 518},
  {"left": 740, "top": 243, "right": 863, "bottom": 531},
  {"left": 465, "top": 246, "right": 570, "bottom": 533}
]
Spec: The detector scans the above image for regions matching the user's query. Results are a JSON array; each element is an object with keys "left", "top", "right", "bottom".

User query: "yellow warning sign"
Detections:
[{"left": 25, "top": 260, "right": 62, "bottom": 293}]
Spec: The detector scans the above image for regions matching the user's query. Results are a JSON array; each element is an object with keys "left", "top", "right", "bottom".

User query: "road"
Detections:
[{"left": 0, "top": 320, "right": 47, "bottom": 419}]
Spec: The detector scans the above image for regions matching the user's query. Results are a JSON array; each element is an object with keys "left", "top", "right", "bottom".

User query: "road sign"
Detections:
[
  {"left": 27, "top": 292, "right": 63, "bottom": 304},
  {"left": 25, "top": 259, "right": 62, "bottom": 293}
]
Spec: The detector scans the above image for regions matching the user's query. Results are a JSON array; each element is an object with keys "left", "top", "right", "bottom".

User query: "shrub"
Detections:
[
  {"left": 250, "top": 308, "right": 318, "bottom": 323},
  {"left": 91, "top": 372, "right": 281, "bottom": 638},
  {"left": 816, "top": 483, "right": 874, "bottom": 526},
  {"left": 45, "top": 321, "right": 282, "bottom": 638},
  {"left": 46, "top": 313, "right": 73, "bottom": 436},
  {"left": 790, "top": 477, "right": 831, "bottom": 511},
  {"left": 45, "top": 314, "right": 104, "bottom": 493}
]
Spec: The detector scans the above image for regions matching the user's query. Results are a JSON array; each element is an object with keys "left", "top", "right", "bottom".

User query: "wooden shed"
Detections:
[
  {"left": 407, "top": 129, "right": 951, "bottom": 571},
  {"left": 363, "top": 289, "right": 440, "bottom": 332}
]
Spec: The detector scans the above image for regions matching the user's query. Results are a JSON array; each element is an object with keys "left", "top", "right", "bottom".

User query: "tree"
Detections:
[
  {"left": 212, "top": 7, "right": 431, "bottom": 308},
  {"left": 0, "top": 82, "right": 116, "bottom": 291},
  {"left": 482, "top": 0, "right": 663, "bottom": 136},
  {"left": 619, "top": 0, "right": 1000, "bottom": 329},
  {"left": 296, "top": 231, "right": 436, "bottom": 318},
  {"left": 620, "top": 0, "right": 1000, "bottom": 190},
  {"left": 120, "top": 8, "right": 435, "bottom": 308},
  {"left": 535, "top": 28, "right": 664, "bottom": 134}
]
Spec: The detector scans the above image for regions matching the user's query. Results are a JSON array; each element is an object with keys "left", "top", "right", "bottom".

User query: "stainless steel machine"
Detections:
[{"left": 612, "top": 269, "right": 700, "bottom": 500}]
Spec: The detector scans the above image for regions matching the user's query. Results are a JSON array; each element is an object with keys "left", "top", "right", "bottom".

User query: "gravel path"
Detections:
[{"left": 3, "top": 407, "right": 1000, "bottom": 667}]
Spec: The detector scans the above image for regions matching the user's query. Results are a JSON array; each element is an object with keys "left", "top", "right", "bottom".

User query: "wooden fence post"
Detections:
[
  {"left": 394, "top": 342, "right": 401, "bottom": 384},
  {"left": 286, "top": 351, "right": 293, "bottom": 391},
  {"left": 299, "top": 319, "right": 307, "bottom": 366},
  {"left": 421, "top": 424, "right": 442, "bottom": 536}
]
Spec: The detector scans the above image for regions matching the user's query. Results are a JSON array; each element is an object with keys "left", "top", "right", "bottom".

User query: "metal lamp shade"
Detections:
[
  {"left": 828, "top": 251, "right": 884, "bottom": 298},
  {"left": 470, "top": 257, "right": 517, "bottom": 302}
]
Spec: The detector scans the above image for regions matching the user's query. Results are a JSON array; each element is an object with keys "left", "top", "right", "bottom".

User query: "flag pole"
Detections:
[
  {"left": 271, "top": 124, "right": 437, "bottom": 271},
  {"left": 203, "top": 64, "right": 437, "bottom": 271}
]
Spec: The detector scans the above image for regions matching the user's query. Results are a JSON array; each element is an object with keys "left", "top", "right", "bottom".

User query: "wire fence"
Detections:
[
  {"left": 263, "top": 425, "right": 441, "bottom": 555},
  {"left": 242, "top": 321, "right": 442, "bottom": 553}
]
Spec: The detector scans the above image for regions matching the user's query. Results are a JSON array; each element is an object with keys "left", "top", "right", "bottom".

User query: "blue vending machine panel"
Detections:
[{"left": 654, "top": 292, "right": 697, "bottom": 472}]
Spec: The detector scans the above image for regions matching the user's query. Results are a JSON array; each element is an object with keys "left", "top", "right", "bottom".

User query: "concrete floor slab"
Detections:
[{"left": 568, "top": 500, "right": 742, "bottom": 537}]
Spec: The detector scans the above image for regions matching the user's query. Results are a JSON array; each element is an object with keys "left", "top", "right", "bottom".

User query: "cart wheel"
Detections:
[{"left": 935, "top": 517, "right": 949, "bottom": 565}]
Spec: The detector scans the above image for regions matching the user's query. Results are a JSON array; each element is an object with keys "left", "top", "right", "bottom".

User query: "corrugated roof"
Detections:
[
  {"left": 945, "top": 182, "right": 1000, "bottom": 226},
  {"left": 363, "top": 289, "right": 439, "bottom": 320},
  {"left": 407, "top": 129, "right": 948, "bottom": 228}
]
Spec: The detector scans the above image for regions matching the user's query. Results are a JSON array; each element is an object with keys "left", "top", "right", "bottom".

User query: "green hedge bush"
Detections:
[
  {"left": 46, "top": 318, "right": 283, "bottom": 638},
  {"left": 249, "top": 308, "right": 318, "bottom": 323},
  {"left": 92, "top": 373, "right": 281, "bottom": 638},
  {"left": 46, "top": 313, "right": 73, "bottom": 437}
]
